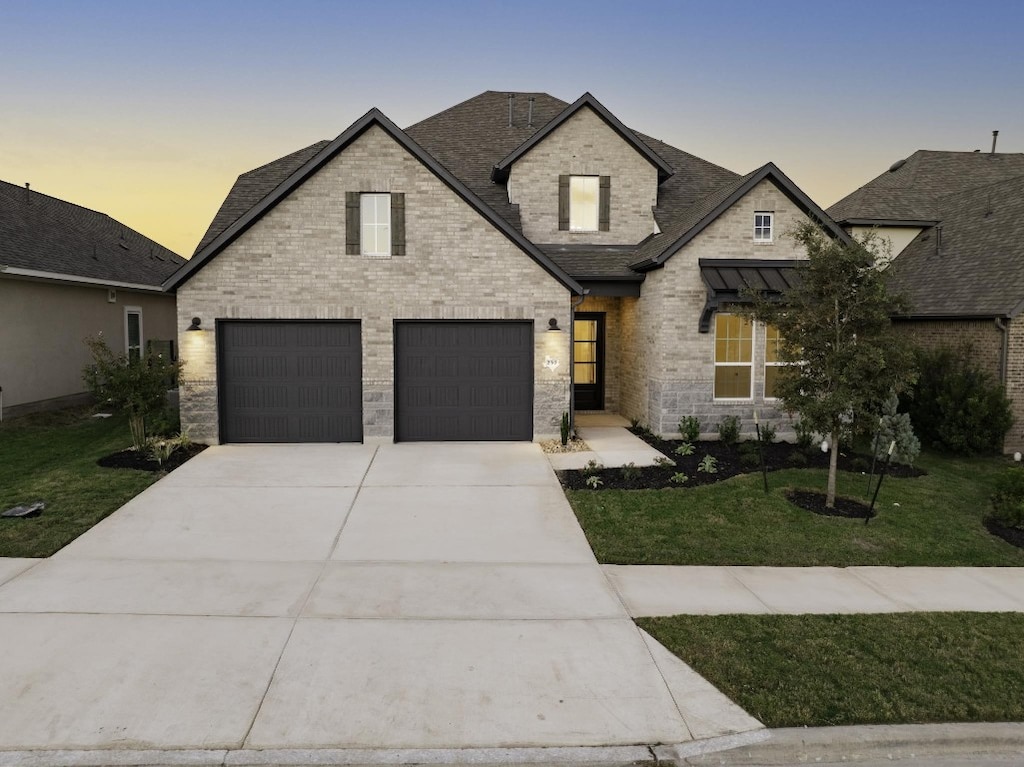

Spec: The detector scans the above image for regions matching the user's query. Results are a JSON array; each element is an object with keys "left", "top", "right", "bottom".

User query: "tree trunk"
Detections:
[
  {"left": 826, "top": 428, "right": 839, "bottom": 508},
  {"left": 129, "top": 413, "right": 146, "bottom": 452}
]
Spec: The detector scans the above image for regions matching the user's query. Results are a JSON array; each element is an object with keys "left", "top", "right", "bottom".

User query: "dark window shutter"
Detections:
[
  {"left": 558, "top": 175, "right": 570, "bottom": 230},
  {"left": 391, "top": 192, "right": 405, "bottom": 256},
  {"left": 599, "top": 176, "right": 611, "bottom": 231},
  {"left": 346, "top": 192, "right": 360, "bottom": 255}
]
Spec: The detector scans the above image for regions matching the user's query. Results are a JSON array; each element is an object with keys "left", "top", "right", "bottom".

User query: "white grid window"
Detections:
[
  {"left": 361, "top": 193, "right": 391, "bottom": 256},
  {"left": 714, "top": 313, "right": 753, "bottom": 399},
  {"left": 754, "top": 211, "right": 773, "bottom": 242},
  {"left": 569, "top": 176, "right": 599, "bottom": 232}
]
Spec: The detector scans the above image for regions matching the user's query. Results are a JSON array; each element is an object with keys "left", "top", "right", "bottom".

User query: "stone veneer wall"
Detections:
[
  {"left": 176, "top": 125, "right": 572, "bottom": 444},
  {"left": 507, "top": 107, "right": 658, "bottom": 245},
  {"left": 636, "top": 179, "right": 818, "bottom": 438}
]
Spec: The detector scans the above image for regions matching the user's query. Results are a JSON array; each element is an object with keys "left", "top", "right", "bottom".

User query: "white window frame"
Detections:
[
  {"left": 124, "top": 307, "right": 143, "bottom": 361},
  {"left": 754, "top": 211, "right": 774, "bottom": 243},
  {"left": 569, "top": 175, "right": 599, "bottom": 233},
  {"left": 360, "top": 193, "right": 392, "bottom": 257},
  {"left": 713, "top": 312, "right": 753, "bottom": 401},
  {"left": 763, "top": 323, "right": 785, "bottom": 401}
]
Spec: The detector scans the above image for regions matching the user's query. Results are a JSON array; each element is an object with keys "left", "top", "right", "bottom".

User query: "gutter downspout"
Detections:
[
  {"left": 996, "top": 318, "right": 1010, "bottom": 385},
  {"left": 569, "top": 290, "right": 589, "bottom": 435}
]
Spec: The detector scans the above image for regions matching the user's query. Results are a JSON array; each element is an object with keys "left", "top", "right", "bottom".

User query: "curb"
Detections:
[{"left": 679, "top": 722, "right": 1024, "bottom": 764}]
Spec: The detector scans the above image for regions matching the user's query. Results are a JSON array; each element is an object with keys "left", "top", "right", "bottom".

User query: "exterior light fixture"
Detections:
[
  {"left": 546, "top": 318, "right": 562, "bottom": 332},
  {"left": 187, "top": 317, "right": 202, "bottom": 331}
]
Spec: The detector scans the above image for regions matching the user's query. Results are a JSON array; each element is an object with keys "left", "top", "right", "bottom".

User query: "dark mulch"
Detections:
[
  {"left": 557, "top": 428, "right": 925, "bottom": 491},
  {"left": 787, "top": 489, "right": 875, "bottom": 520},
  {"left": 984, "top": 517, "right": 1024, "bottom": 549},
  {"left": 97, "top": 443, "right": 208, "bottom": 473}
]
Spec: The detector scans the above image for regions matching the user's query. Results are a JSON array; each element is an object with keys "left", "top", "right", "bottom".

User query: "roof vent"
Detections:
[
  {"left": 508, "top": 93, "right": 515, "bottom": 128},
  {"left": 888, "top": 158, "right": 907, "bottom": 173},
  {"left": 991, "top": 130, "right": 999, "bottom": 154},
  {"left": 528, "top": 95, "right": 535, "bottom": 128},
  {"left": 24, "top": 182, "right": 30, "bottom": 203}
]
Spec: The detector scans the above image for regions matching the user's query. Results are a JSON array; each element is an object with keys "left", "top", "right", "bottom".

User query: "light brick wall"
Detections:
[
  {"left": 635, "top": 179, "right": 817, "bottom": 438},
  {"left": 176, "top": 125, "right": 572, "bottom": 444},
  {"left": 508, "top": 107, "right": 658, "bottom": 245}
]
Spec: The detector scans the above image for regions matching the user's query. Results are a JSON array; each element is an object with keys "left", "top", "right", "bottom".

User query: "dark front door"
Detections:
[
  {"left": 394, "top": 321, "right": 533, "bottom": 441},
  {"left": 218, "top": 321, "right": 362, "bottom": 443},
  {"left": 573, "top": 313, "right": 604, "bottom": 410}
]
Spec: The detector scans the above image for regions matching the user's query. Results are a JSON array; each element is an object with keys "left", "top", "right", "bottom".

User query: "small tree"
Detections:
[
  {"left": 746, "top": 222, "right": 916, "bottom": 507},
  {"left": 82, "top": 334, "right": 183, "bottom": 450},
  {"left": 874, "top": 393, "right": 921, "bottom": 466}
]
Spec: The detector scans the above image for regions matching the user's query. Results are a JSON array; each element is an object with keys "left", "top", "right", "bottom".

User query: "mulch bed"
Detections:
[
  {"left": 984, "top": 517, "right": 1024, "bottom": 549},
  {"left": 97, "top": 443, "right": 207, "bottom": 473},
  {"left": 557, "top": 428, "right": 925, "bottom": 491},
  {"left": 786, "top": 490, "right": 875, "bottom": 520}
]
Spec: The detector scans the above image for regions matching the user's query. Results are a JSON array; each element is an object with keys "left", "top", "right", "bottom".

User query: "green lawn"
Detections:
[
  {"left": 0, "top": 409, "right": 157, "bottom": 557},
  {"left": 568, "top": 452, "right": 1024, "bottom": 566},
  {"left": 640, "top": 613, "right": 1024, "bottom": 727}
]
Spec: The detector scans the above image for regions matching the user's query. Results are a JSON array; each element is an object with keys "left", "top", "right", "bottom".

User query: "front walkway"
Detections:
[
  {"left": 0, "top": 443, "right": 763, "bottom": 760},
  {"left": 606, "top": 565, "right": 1024, "bottom": 616},
  {"left": 546, "top": 413, "right": 667, "bottom": 470}
]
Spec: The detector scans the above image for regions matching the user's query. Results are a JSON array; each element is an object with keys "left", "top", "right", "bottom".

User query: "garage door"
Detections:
[
  {"left": 219, "top": 321, "right": 361, "bottom": 443},
  {"left": 395, "top": 321, "right": 533, "bottom": 441}
]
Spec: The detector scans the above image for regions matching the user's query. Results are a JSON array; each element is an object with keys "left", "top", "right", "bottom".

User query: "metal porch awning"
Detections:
[{"left": 698, "top": 259, "right": 805, "bottom": 332}]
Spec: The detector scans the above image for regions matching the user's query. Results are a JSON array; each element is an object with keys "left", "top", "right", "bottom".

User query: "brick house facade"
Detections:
[{"left": 167, "top": 92, "right": 846, "bottom": 444}]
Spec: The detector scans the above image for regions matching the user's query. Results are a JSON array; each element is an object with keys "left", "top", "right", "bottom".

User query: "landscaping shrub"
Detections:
[
  {"left": 794, "top": 420, "right": 815, "bottom": 449},
  {"left": 718, "top": 415, "right": 741, "bottom": 445},
  {"left": 991, "top": 468, "right": 1024, "bottom": 529},
  {"left": 738, "top": 442, "right": 760, "bottom": 469},
  {"left": 905, "top": 346, "right": 1013, "bottom": 455},
  {"left": 759, "top": 421, "right": 777, "bottom": 443},
  {"left": 874, "top": 393, "right": 921, "bottom": 465},
  {"left": 679, "top": 416, "right": 701, "bottom": 443}
]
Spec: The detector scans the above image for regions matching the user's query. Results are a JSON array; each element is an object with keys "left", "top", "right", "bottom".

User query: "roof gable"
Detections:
[
  {"left": 490, "top": 93, "right": 674, "bottom": 183},
  {"left": 0, "top": 179, "right": 183, "bottom": 287},
  {"left": 630, "top": 163, "right": 850, "bottom": 271},
  {"left": 166, "top": 109, "right": 582, "bottom": 294}
]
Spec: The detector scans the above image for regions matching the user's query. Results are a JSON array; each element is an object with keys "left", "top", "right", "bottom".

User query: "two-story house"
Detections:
[{"left": 166, "top": 91, "right": 847, "bottom": 444}]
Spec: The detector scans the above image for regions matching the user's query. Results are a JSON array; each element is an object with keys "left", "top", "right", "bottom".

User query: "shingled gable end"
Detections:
[{"left": 171, "top": 91, "right": 843, "bottom": 444}]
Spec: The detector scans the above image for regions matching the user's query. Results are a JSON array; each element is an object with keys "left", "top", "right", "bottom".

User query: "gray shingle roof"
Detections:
[
  {"left": 188, "top": 91, "right": 775, "bottom": 281},
  {"left": 0, "top": 179, "right": 184, "bottom": 286},
  {"left": 888, "top": 174, "right": 1024, "bottom": 318},
  {"left": 828, "top": 150, "right": 1024, "bottom": 223},
  {"left": 539, "top": 245, "right": 642, "bottom": 279}
]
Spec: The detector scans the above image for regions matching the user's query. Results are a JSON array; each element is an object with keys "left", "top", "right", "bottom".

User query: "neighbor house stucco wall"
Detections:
[
  {"left": 635, "top": 179, "right": 819, "bottom": 438},
  {"left": 176, "top": 125, "right": 572, "bottom": 444},
  {"left": 507, "top": 107, "right": 658, "bottom": 245},
  {"left": 0, "top": 277, "right": 176, "bottom": 415},
  {"left": 850, "top": 225, "right": 923, "bottom": 261}
]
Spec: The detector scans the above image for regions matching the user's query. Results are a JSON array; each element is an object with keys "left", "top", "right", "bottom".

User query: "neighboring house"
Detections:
[
  {"left": 828, "top": 150, "right": 1024, "bottom": 450},
  {"left": 167, "top": 91, "right": 847, "bottom": 444},
  {"left": 0, "top": 180, "right": 183, "bottom": 418}
]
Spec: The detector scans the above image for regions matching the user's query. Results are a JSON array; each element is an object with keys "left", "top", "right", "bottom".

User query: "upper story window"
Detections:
[
  {"left": 361, "top": 193, "right": 391, "bottom": 256},
  {"left": 346, "top": 192, "right": 406, "bottom": 257},
  {"left": 559, "top": 175, "right": 610, "bottom": 233},
  {"left": 570, "top": 176, "right": 599, "bottom": 232},
  {"left": 714, "top": 313, "right": 753, "bottom": 399},
  {"left": 754, "top": 211, "right": 774, "bottom": 243}
]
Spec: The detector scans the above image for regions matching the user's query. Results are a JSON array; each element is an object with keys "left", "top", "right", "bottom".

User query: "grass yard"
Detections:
[
  {"left": 568, "top": 451, "right": 1024, "bottom": 566},
  {"left": 640, "top": 613, "right": 1024, "bottom": 727},
  {"left": 0, "top": 409, "right": 157, "bottom": 557}
]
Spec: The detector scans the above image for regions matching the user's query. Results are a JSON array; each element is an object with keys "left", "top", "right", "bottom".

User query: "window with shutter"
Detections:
[{"left": 568, "top": 176, "right": 599, "bottom": 232}]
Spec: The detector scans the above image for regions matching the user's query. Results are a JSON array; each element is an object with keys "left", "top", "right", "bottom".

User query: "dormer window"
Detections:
[
  {"left": 559, "top": 175, "right": 611, "bottom": 233},
  {"left": 754, "top": 211, "right": 774, "bottom": 243}
]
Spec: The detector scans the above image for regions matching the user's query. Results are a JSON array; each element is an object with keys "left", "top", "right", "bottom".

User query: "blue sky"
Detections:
[{"left": 4, "top": 0, "right": 1023, "bottom": 255}]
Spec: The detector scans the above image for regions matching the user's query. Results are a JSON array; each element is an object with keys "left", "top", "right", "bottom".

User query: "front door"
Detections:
[{"left": 573, "top": 313, "right": 604, "bottom": 411}]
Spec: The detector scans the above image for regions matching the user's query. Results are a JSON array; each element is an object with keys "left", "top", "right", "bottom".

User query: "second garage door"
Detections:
[
  {"left": 395, "top": 321, "right": 533, "bottom": 441},
  {"left": 219, "top": 321, "right": 362, "bottom": 443}
]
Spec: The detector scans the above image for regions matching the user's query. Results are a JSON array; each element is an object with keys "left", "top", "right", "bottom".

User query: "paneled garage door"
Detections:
[
  {"left": 218, "top": 321, "right": 362, "bottom": 443},
  {"left": 395, "top": 321, "right": 533, "bottom": 441}
]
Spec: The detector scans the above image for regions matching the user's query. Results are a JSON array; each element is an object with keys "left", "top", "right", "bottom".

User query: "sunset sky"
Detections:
[{"left": 4, "top": 0, "right": 1024, "bottom": 258}]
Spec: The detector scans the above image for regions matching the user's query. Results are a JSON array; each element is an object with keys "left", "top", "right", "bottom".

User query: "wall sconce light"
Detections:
[
  {"left": 546, "top": 318, "right": 562, "bottom": 332},
  {"left": 187, "top": 317, "right": 202, "bottom": 331}
]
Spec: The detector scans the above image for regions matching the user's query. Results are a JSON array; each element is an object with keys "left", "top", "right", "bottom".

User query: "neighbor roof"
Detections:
[
  {"left": 185, "top": 91, "right": 833, "bottom": 286},
  {"left": 0, "top": 179, "right": 183, "bottom": 287},
  {"left": 887, "top": 174, "right": 1024, "bottom": 318},
  {"left": 828, "top": 150, "right": 1024, "bottom": 223}
]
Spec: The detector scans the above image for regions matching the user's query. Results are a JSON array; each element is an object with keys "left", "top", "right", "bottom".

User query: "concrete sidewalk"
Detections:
[
  {"left": 605, "top": 565, "right": 1024, "bottom": 616},
  {"left": 547, "top": 414, "right": 667, "bottom": 470},
  {"left": 0, "top": 443, "right": 763, "bottom": 758}
]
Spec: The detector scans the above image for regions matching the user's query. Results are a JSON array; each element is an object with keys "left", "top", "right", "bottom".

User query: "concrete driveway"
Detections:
[{"left": 0, "top": 443, "right": 761, "bottom": 760}]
